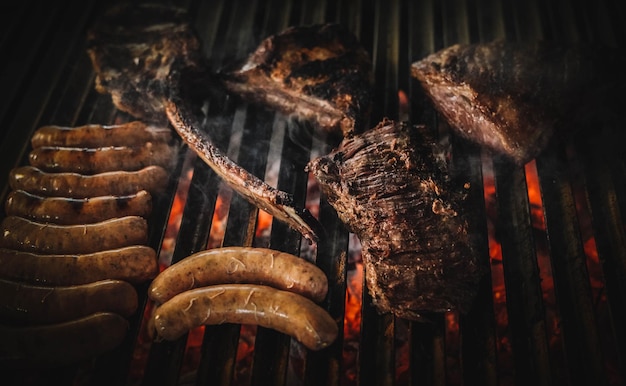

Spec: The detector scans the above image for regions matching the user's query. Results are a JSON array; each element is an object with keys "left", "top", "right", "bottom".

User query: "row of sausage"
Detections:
[{"left": 0, "top": 122, "right": 173, "bottom": 367}]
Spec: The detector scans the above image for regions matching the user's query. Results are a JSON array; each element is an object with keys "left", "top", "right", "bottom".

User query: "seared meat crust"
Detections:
[
  {"left": 308, "top": 119, "right": 483, "bottom": 319},
  {"left": 221, "top": 23, "right": 373, "bottom": 143},
  {"left": 412, "top": 40, "right": 624, "bottom": 164}
]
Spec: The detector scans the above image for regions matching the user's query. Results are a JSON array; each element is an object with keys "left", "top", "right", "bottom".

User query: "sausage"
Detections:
[
  {"left": 8, "top": 165, "right": 169, "bottom": 198},
  {"left": 152, "top": 284, "right": 338, "bottom": 351},
  {"left": 0, "top": 312, "right": 128, "bottom": 368},
  {"left": 0, "top": 278, "right": 138, "bottom": 324},
  {"left": 4, "top": 189, "right": 152, "bottom": 225},
  {"left": 148, "top": 247, "right": 328, "bottom": 304},
  {"left": 0, "top": 216, "right": 148, "bottom": 254},
  {"left": 0, "top": 246, "right": 158, "bottom": 285},
  {"left": 28, "top": 142, "right": 178, "bottom": 174},
  {"left": 30, "top": 121, "right": 172, "bottom": 148}
]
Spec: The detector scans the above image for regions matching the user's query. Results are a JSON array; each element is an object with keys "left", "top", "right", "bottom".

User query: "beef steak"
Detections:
[
  {"left": 307, "top": 119, "right": 483, "bottom": 320},
  {"left": 411, "top": 40, "right": 624, "bottom": 164},
  {"left": 86, "top": 3, "right": 207, "bottom": 124},
  {"left": 220, "top": 23, "right": 373, "bottom": 144}
]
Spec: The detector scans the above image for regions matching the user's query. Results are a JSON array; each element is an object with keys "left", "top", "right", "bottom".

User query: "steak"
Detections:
[
  {"left": 85, "top": 4, "right": 321, "bottom": 243},
  {"left": 86, "top": 3, "right": 209, "bottom": 124},
  {"left": 220, "top": 23, "right": 373, "bottom": 144},
  {"left": 307, "top": 118, "right": 483, "bottom": 319},
  {"left": 411, "top": 40, "right": 624, "bottom": 164}
]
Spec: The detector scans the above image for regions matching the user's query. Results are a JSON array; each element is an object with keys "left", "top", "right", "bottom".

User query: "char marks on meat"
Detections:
[
  {"left": 86, "top": 3, "right": 207, "bottom": 124},
  {"left": 307, "top": 119, "right": 483, "bottom": 320},
  {"left": 86, "top": 5, "right": 321, "bottom": 243},
  {"left": 220, "top": 23, "right": 373, "bottom": 143},
  {"left": 411, "top": 40, "right": 624, "bottom": 164},
  {"left": 164, "top": 98, "right": 321, "bottom": 245}
]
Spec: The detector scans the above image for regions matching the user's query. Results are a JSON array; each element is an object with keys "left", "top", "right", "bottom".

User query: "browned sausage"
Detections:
[
  {"left": 152, "top": 284, "right": 338, "bottom": 351},
  {"left": 30, "top": 121, "right": 172, "bottom": 148},
  {"left": 4, "top": 189, "right": 153, "bottom": 225},
  {"left": 0, "top": 246, "right": 158, "bottom": 285},
  {"left": 0, "top": 278, "right": 138, "bottom": 324},
  {"left": 0, "top": 312, "right": 128, "bottom": 368},
  {"left": 28, "top": 142, "right": 178, "bottom": 174},
  {"left": 149, "top": 247, "right": 328, "bottom": 304},
  {"left": 8, "top": 165, "right": 169, "bottom": 197},
  {"left": 0, "top": 216, "right": 148, "bottom": 254}
]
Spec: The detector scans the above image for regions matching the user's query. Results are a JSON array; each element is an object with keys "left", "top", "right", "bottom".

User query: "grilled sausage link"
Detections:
[
  {"left": 149, "top": 247, "right": 328, "bottom": 304},
  {"left": 0, "top": 216, "right": 148, "bottom": 254},
  {"left": 28, "top": 142, "right": 178, "bottom": 174},
  {"left": 8, "top": 165, "right": 169, "bottom": 198},
  {"left": 0, "top": 279, "right": 138, "bottom": 324},
  {"left": 0, "top": 246, "right": 158, "bottom": 285},
  {"left": 0, "top": 312, "right": 128, "bottom": 368},
  {"left": 152, "top": 284, "right": 338, "bottom": 351},
  {"left": 30, "top": 121, "right": 172, "bottom": 148},
  {"left": 4, "top": 189, "right": 152, "bottom": 225}
]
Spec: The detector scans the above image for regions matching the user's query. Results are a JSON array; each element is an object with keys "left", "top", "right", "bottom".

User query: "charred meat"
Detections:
[
  {"left": 411, "top": 40, "right": 624, "bottom": 164},
  {"left": 164, "top": 98, "right": 321, "bottom": 245},
  {"left": 86, "top": 3, "right": 207, "bottom": 124},
  {"left": 220, "top": 23, "right": 373, "bottom": 143},
  {"left": 86, "top": 5, "right": 320, "bottom": 243},
  {"left": 307, "top": 119, "right": 483, "bottom": 320}
]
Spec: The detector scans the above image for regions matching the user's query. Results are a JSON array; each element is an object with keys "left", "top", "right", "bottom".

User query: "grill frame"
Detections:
[{"left": 1, "top": 0, "right": 625, "bottom": 385}]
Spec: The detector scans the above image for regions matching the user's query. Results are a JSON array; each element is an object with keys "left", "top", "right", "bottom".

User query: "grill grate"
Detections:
[{"left": 1, "top": 0, "right": 625, "bottom": 385}]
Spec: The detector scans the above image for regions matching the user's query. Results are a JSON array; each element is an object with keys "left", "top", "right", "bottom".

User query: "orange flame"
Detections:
[
  {"left": 342, "top": 261, "right": 363, "bottom": 385},
  {"left": 525, "top": 160, "right": 546, "bottom": 231},
  {"left": 206, "top": 193, "right": 230, "bottom": 249},
  {"left": 398, "top": 89, "right": 410, "bottom": 121},
  {"left": 481, "top": 155, "right": 513, "bottom": 377},
  {"left": 344, "top": 262, "right": 363, "bottom": 341},
  {"left": 255, "top": 209, "right": 273, "bottom": 238}
]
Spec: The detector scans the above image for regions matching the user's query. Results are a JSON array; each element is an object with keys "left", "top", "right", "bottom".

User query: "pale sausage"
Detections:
[
  {"left": 0, "top": 216, "right": 148, "bottom": 254},
  {"left": 0, "top": 246, "right": 158, "bottom": 285},
  {"left": 8, "top": 165, "right": 169, "bottom": 197},
  {"left": 4, "top": 189, "right": 152, "bottom": 225},
  {"left": 149, "top": 247, "right": 328, "bottom": 304},
  {"left": 30, "top": 121, "right": 172, "bottom": 148},
  {"left": 28, "top": 142, "right": 177, "bottom": 174},
  {"left": 152, "top": 284, "right": 338, "bottom": 351}
]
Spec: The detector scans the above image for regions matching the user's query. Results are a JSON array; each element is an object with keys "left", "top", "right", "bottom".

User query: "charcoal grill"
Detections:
[{"left": 1, "top": 0, "right": 625, "bottom": 385}]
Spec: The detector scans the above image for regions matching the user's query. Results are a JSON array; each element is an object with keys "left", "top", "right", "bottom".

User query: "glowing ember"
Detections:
[
  {"left": 445, "top": 312, "right": 462, "bottom": 384},
  {"left": 524, "top": 160, "right": 546, "bottom": 231},
  {"left": 181, "top": 326, "right": 206, "bottom": 377},
  {"left": 481, "top": 154, "right": 513, "bottom": 381},
  {"left": 344, "top": 261, "right": 363, "bottom": 342},
  {"left": 524, "top": 160, "right": 563, "bottom": 379},
  {"left": 255, "top": 209, "right": 273, "bottom": 238},
  {"left": 159, "top": 166, "right": 194, "bottom": 269},
  {"left": 398, "top": 89, "right": 410, "bottom": 122},
  {"left": 206, "top": 190, "right": 231, "bottom": 249},
  {"left": 342, "top": 260, "right": 362, "bottom": 385},
  {"left": 233, "top": 324, "right": 257, "bottom": 384}
]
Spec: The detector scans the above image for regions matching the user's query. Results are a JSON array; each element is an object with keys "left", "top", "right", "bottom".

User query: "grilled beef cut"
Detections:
[
  {"left": 307, "top": 119, "right": 482, "bottom": 319},
  {"left": 411, "top": 40, "right": 624, "bottom": 164},
  {"left": 220, "top": 23, "right": 373, "bottom": 142},
  {"left": 85, "top": 4, "right": 321, "bottom": 243},
  {"left": 86, "top": 3, "right": 207, "bottom": 124}
]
